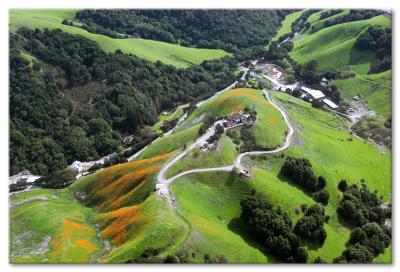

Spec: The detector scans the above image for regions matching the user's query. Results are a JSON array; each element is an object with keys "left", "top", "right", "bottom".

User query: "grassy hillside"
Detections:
[
  {"left": 171, "top": 172, "right": 269, "bottom": 263},
  {"left": 165, "top": 88, "right": 287, "bottom": 178},
  {"left": 10, "top": 188, "right": 102, "bottom": 263},
  {"left": 165, "top": 134, "right": 238, "bottom": 179},
  {"left": 9, "top": 9, "right": 230, "bottom": 68},
  {"left": 168, "top": 91, "right": 390, "bottom": 263},
  {"left": 179, "top": 88, "right": 287, "bottom": 148},
  {"left": 70, "top": 153, "right": 189, "bottom": 262},
  {"left": 333, "top": 70, "right": 391, "bottom": 117},
  {"left": 271, "top": 10, "right": 305, "bottom": 42},
  {"left": 290, "top": 15, "right": 391, "bottom": 73}
]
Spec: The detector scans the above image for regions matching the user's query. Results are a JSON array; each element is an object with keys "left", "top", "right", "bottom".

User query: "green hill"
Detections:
[
  {"left": 290, "top": 15, "right": 390, "bottom": 73},
  {"left": 165, "top": 88, "right": 287, "bottom": 178},
  {"left": 168, "top": 91, "right": 390, "bottom": 262},
  {"left": 179, "top": 88, "right": 287, "bottom": 147},
  {"left": 9, "top": 9, "right": 230, "bottom": 68}
]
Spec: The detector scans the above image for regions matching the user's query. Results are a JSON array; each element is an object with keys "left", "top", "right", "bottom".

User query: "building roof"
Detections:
[
  {"left": 301, "top": 86, "right": 325, "bottom": 99},
  {"left": 323, "top": 98, "right": 339, "bottom": 109},
  {"left": 230, "top": 111, "right": 244, "bottom": 120}
]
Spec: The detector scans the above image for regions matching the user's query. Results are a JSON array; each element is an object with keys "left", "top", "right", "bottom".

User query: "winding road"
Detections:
[{"left": 156, "top": 89, "right": 294, "bottom": 206}]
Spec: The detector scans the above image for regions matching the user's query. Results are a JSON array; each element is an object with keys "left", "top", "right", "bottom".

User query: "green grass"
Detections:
[
  {"left": 301, "top": 10, "right": 350, "bottom": 36},
  {"left": 138, "top": 123, "right": 201, "bottom": 160},
  {"left": 179, "top": 88, "right": 287, "bottom": 149},
  {"left": 152, "top": 104, "right": 187, "bottom": 134},
  {"left": 171, "top": 172, "right": 269, "bottom": 263},
  {"left": 271, "top": 10, "right": 305, "bottom": 42},
  {"left": 165, "top": 134, "right": 238, "bottom": 178},
  {"left": 9, "top": 9, "right": 230, "bottom": 68},
  {"left": 168, "top": 91, "right": 391, "bottom": 263},
  {"left": 273, "top": 91, "right": 391, "bottom": 201},
  {"left": 9, "top": 188, "right": 102, "bottom": 263},
  {"left": 333, "top": 70, "right": 391, "bottom": 117},
  {"left": 290, "top": 15, "right": 391, "bottom": 73},
  {"left": 20, "top": 51, "right": 38, "bottom": 68}
]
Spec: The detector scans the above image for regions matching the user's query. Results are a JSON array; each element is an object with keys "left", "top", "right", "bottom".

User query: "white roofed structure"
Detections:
[
  {"left": 300, "top": 86, "right": 325, "bottom": 100},
  {"left": 323, "top": 99, "right": 339, "bottom": 109}
]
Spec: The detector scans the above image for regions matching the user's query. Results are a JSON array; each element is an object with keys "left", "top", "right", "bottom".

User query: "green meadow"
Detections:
[
  {"left": 290, "top": 15, "right": 390, "bottom": 73},
  {"left": 9, "top": 9, "right": 230, "bottom": 68}
]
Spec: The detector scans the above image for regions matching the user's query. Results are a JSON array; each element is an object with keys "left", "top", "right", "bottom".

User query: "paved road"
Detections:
[{"left": 156, "top": 88, "right": 294, "bottom": 206}]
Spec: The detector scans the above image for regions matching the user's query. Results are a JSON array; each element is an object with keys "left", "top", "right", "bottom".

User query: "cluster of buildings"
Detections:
[{"left": 221, "top": 111, "right": 252, "bottom": 128}]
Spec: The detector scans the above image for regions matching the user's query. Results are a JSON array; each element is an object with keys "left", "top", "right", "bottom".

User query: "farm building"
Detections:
[
  {"left": 323, "top": 98, "right": 339, "bottom": 109},
  {"left": 300, "top": 86, "right": 325, "bottom": 101}
]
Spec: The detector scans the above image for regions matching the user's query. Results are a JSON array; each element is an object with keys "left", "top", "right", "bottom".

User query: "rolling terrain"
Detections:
[
  {"left": 9, "top": 8, "right": 392, "bottom": 264},
  {"left": 9, "top": 9, "right": 230, "bottom": 68},
  {"left": 290, "top": 15, "right": 390, "bottom": 73},
  {"left": 288, "top": 12, "right": 391, "bottom": 117}
]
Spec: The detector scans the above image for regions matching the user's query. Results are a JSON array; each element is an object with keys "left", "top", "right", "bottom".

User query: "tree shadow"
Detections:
[
  {"left": 300, "top": 238, "right": 324, "bottom": 251},
  {"left": 276, "top": 171, "right": 314, "bottom": 199},
  {"left": 348, "top": 45, "right": 376, "bottom": 70},
  {"left": 227, "top": 217, "right": 279, "bottom": 263}
]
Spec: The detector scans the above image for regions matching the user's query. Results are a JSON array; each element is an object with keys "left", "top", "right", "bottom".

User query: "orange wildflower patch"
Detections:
[
  {"left": 75, "top": 239, "right": 97, "bottom": 252},
  {"left": 85, "top": 153, "right": 172, "bottom": 212},
  {"left": 99, "top": 205, "right": 143, "bottom": 245},
  {"left": 49, "top": 220, "right": 97, "bottom": 262},
  {"left": 63, "top": 221, "right": 92, "bottom": 232}
]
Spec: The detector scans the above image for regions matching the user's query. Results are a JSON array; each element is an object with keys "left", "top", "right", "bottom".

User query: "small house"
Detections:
[{"left": 71, "top": 161, "right": 83, "bottom": 173}]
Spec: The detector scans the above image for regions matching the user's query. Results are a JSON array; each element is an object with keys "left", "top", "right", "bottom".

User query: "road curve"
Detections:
[{"left": 156, "top": 88, "right": 294, "bottom": 203}]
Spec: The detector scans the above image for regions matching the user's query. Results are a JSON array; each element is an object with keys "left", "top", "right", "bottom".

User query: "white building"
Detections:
[
  {"left": 323, "top": 98, "right": 339, "bottom": 109},
  {"left": 9, "top": 170, "right": 41, "bottom": 185},
  {"left": 300, "top": 86, "right": 325, "bottom": 100},
  {"left": 71, "top": 161, "right": 83, "bottom": 173}
]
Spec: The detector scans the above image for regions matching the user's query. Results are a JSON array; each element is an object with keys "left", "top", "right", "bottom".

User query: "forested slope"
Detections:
[{"left": 9, "top": 28, "right": 236, "bottom": 175}]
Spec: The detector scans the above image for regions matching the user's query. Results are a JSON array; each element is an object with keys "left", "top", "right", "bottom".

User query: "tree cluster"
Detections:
[
  {"left": 355, "top": 25, "right": 391, "bottom": 73},
  {"left": 240, "top": 193, "right": 308, "bottom": 263},
  {"left": 334, "top": 222, "right": 391, "bottom": 263},
  {"left": 294, "top": 204, "right": 327, "bottom": 244},
  {"left": 337, "top": 181, "right": 387, "bottom": 227},
  {"left": 334, "top": 180, "right": 391, "bottom": 263},
  {"left": 319, "top": 9, "right": 344, "bottom": 20},
  {"left": 10, "top": 28, "right": 236, "bottom": 175},
  {"left": 280, "top": 156, "right": 326, "bottom": 192},
  {"left": 34, "top": 168, "right": 76, "bottom": 189}
]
